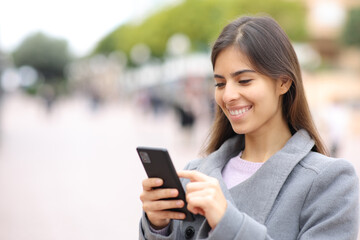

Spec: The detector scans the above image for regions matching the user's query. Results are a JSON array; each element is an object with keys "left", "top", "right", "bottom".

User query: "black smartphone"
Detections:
[{"left": 136, "top": 146, "right": 194, "bottom": 221}]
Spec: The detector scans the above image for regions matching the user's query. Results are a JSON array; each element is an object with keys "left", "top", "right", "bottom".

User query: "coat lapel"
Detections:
[
  {"left": 196, "top": 134, "right": 244, "bottom": 205},
  {"left": 196, "top": 130, "right": 315, "bottom": 224}
]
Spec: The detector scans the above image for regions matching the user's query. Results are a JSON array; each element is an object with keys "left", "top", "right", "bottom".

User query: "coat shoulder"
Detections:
[{"left": 299, "top": 151, "right": 356, "bottom": 177}]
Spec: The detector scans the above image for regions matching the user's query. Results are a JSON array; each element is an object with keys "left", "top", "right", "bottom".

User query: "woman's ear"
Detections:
[{"left": 277, "top": 76, "right": 292, "bottom": 95}]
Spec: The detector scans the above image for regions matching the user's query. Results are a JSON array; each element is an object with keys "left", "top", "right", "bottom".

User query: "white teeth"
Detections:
[{"left": 229, "top": 107, "right": 250, "bottom": 116}]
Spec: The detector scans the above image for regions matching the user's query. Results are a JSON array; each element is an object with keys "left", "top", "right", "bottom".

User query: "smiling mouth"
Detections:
[{"left": 228, "top": 106, "right": 252, "bottom": 116}]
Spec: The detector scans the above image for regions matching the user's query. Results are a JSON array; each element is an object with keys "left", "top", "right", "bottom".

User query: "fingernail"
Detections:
[
  {"left": 155, "top": 179, "right": 162, "bottom": 185},
  {"left": 171, "top": 190, "right": 178, "bottom": 196},
  {"left": 176, "top": 200, "right": 183, "bottom": 206}
]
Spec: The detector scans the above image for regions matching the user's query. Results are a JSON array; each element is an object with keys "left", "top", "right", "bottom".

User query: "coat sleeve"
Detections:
[
  {"left": 139, "top": 212, "right": 180, "bottom": 240},
  {"left": 195, "top": 201, "right": 272, "bottom": 240},
  {"left": 196, "top": 159, "right": 359, "bottom": 240},
  {"left": 196, "top": 202, "right": 274, "bottom": 240},
  {"left": 298, "top": 159, "right": 359, "bottom": 240}
]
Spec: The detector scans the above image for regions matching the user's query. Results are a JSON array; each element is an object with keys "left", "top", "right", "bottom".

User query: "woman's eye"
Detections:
[
  {"left": 215, "top": 82, "right": 225, "bottom": 88},
  {"left": 239, "top": 79, "right": 252, "bottom": 84}
]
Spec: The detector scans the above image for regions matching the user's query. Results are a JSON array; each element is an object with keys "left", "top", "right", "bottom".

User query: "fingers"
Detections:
[
  {"left": 187, "top": 205, "right": 205, "bottom": 216},
  {"left": 186, "top": 181, "right": 217, "bottom": 193},
  {"left": 187, "top": 196, "right": 207, "bottom": 215},
  {"left": 140, "top": 178, "right": 183, "bottom": 211},
  {"left": 186, "top": 186, "right": 215, "bottom": 208},
  {"left": 142, "top": 198, "right": 186, "bottom": 222},
  {"left": 178, "top": 170, "right": 210, "bottom": 182},
  {"left": 177, "top": 170, "right": 227, "bottom": 228},
  {"left": 143, "top": 199, "right": 184, "bottom": 212},
  {"left": 140, "top": 188, "right": 179, "bottom": 202},
  {"left": 140, "top": 177, "right": 187, "bottom": 228},
  {"left": 142, "top": 178, "right": 163, "bottom": 191},
  {"left": 185, "top": 186, "right": 213, "bottom": 216},
  {"left": 147, "top": 210, "right": 186, "bottom": 221}
]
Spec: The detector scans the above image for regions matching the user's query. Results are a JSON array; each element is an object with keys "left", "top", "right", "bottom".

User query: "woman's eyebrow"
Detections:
[
  {"left": 214, "top": 69, "right": 255, "bottom": 79},
  {"left": 230, "top": 69, "right": 255, "bottom": 77},
  {"left": 214, "top": 74, "right": 225, "bottom": 79}
]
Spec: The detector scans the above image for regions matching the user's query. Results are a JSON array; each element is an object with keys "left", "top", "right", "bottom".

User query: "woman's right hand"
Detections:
[{"left": 140, "top": 178, "right": 186, "bottom": 229}]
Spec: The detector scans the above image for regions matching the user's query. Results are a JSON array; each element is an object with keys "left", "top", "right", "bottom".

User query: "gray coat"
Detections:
[{"left": 139, "top": 130, "right": 359, "bottom": 239}]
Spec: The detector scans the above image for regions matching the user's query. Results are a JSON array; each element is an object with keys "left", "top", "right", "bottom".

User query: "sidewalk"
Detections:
[
  {"left": 0, "top": 92, "right": 358, "bottom": 239},
  {"left": 0, "top": 93, "right": 208, "bottom": 239}
]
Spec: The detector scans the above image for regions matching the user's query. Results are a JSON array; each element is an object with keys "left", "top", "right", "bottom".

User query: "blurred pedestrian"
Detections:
[
  {"left": 139, "top": 15, "right": 359, "bottom": 239},
  {"left": 324, "top": 97, "right": 349, "bottom": 157},
  {"left": 38, "top": 83, "right": 56, "bottom": 113},
  {"left": 173, "top": 103, "right": 195, "bottom": 129}
]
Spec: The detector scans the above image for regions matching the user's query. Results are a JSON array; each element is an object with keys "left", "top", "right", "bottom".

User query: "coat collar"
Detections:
[{"left": 196, "top": 129, "right": 315, "bottom": 224}]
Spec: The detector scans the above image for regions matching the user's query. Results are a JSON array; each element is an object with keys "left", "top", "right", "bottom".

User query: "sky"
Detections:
[{"left": 0, "top": 0, "right": 178, "bottom": 57}]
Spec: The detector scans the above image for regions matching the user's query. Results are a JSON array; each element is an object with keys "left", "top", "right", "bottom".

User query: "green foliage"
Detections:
[
  {"left": 342, "top": 7, "right": 360, "bottom": 47},
  {"left": 12, "top": 32, "right": 71, "bottom": 82},
  {"left": 94, "top": 0, "right": 307, "bottom": 64}
]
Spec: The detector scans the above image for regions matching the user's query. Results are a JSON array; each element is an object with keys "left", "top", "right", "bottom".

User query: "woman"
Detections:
[{"left": 139, "top": 15, "right": 359, "bottom": 239}]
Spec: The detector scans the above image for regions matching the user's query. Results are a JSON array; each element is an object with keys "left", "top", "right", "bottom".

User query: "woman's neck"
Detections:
[{"left": 241, "top": 118, "right": 292, "bottom": 163}]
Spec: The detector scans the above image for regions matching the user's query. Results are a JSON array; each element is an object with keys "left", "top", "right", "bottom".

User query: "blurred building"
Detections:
[
  {"left": 305, "top": 0, "right": 360, "bottom": 61},
  {"left": 66, "top": 53, "right": 125, "bottom": 104}
]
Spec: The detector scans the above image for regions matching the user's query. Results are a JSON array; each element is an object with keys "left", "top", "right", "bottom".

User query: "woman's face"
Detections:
[{"left": 214, "top": 46, "right": 286, "bottom": 136}]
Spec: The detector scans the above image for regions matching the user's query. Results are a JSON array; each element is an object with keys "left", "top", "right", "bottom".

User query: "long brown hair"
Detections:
[{"left": 203, "top": 15, "right": 328, "bottom": 156}]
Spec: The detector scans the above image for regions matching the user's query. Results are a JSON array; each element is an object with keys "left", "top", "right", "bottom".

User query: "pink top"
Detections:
[{"left": 222, "top": 152, "right": 264, "bottom": 189}]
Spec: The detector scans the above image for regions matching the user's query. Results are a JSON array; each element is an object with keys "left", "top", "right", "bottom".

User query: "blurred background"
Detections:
[{"left": 0, "top": 0, "right": 359, "bottom": 239}]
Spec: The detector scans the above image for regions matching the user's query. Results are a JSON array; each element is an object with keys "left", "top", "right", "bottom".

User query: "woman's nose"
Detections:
[{"left": 222, "top": 83, "right": 240, "bottom": 103}]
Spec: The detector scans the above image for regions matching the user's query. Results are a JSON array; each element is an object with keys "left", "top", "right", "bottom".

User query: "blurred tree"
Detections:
[
  {"left": 0, "top": 50, "right": 12, "bottom": 73},
  {"left": 94, "top": 0, "right": 307, "bottom": 65},
  {"left": 342, "top": 7, "right": 360, "bottom": 47},
  {"left": 12, "top": 32, "right": 71, "bottom": 90}
]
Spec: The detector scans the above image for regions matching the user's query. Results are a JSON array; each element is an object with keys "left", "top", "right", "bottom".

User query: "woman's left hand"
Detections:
[{"left": 177, "top": 170, "right": 227, "bottom": 229}]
